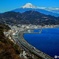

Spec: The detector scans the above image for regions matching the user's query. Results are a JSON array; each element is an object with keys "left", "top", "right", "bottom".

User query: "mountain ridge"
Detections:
[
  {"left": 12, "top": 8, "right": 59, "bottom": 17},
  {"left": 1, "top": 3, "right": 59, "bottom": 17},
  {"left": 11, "top": 3, "right": 59, "bottom": 17},
  {"left": 0, "top": 11, "right": 59, "bottom": 25}
]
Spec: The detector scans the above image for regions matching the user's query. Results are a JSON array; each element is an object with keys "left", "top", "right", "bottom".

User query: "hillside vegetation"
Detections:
[
  {"left": 0, "top": 24, "right": 21, "bottom": 59},
  {"left": 0, "top": 11, "right": 59, "bottom": 25}
]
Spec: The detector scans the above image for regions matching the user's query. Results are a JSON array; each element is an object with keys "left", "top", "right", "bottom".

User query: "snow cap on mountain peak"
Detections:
[
  {"left": 22, "top": 3, "right": 37, "bottom": 8},
  {"left": 21, "top": 3, "right": 59, "bottom": 11}
]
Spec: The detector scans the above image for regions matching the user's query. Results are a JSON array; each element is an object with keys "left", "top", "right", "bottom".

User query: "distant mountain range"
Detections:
[
  {"left": 12, "top": 3, "right": 59, "bottom": 17},
  {"left": 0, "top": 3, "right": 59, "bottom": 25}
]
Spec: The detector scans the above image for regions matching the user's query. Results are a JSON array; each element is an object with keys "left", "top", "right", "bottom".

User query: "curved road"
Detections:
[{"left": 13, "top": 29, "right": 54, "bottom": 59}]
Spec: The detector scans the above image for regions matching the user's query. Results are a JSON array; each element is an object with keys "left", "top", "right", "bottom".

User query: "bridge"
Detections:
[{"left": 12, "top": 28, "right": 54, "bottom": 59}]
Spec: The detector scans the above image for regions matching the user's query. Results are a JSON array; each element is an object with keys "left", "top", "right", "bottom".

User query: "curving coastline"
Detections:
[{"left": 15, "top": 29, "right": 54, "bottom": 59}]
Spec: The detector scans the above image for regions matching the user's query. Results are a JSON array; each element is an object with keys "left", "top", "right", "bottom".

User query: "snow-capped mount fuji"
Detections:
[
  {"left": 22, "top": 3, "right": 37, "bottom": 8},
  {"left": 12, "top": 3, "right": 59, "bottom": 17}
]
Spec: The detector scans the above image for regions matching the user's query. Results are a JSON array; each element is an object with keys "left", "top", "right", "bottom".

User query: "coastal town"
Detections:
[{"left": 4, "top": 24, "right": 57, "bottom": 59}]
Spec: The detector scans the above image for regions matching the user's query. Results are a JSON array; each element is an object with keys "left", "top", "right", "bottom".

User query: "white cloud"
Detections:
[{"left": 37, "top": 7, "right": 47, "bottom": 9}]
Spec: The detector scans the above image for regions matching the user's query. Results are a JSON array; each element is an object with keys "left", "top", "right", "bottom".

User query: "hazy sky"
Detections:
[{"left": 0, "top": 0, "right": 59, "bottom": 13}]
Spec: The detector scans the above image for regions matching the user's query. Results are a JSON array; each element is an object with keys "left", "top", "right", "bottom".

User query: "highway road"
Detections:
[{"left": 12, "top": 29, "right": 54, "bottom": 59}]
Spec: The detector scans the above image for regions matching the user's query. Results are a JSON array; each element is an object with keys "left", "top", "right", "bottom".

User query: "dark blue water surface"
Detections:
[{"left": 24, "top": 28, "right": 59, "bottom": 57}]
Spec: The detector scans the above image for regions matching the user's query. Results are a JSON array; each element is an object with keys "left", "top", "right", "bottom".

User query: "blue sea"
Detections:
[{"left": 24, "top": 28, "right": 59, "bottom": 57}]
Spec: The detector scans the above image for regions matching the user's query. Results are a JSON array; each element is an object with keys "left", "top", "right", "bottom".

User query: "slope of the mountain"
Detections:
[
  {"left": 21, "top": 11, "right": 58, "bottom": 25},
  {"left": 46, "top": 8, "right": 59, "bottom": 14},
  {"left": 0, "top": 12, "right": 22, "bottom": 24},
  {"left": 0, "top": 11, "right": 59, "bottom": 25},
  {"left": 12, "top": 8, "right": 59, "bottom": 17},
  {"left": 11, "top": 3, "right": 59, "bottom": 17},
  {"left": 50, "top": 10, "right": 59, "bottom": 14},
  {"left": 0, "top": 24, "right": 21, "bottom": 59}
]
